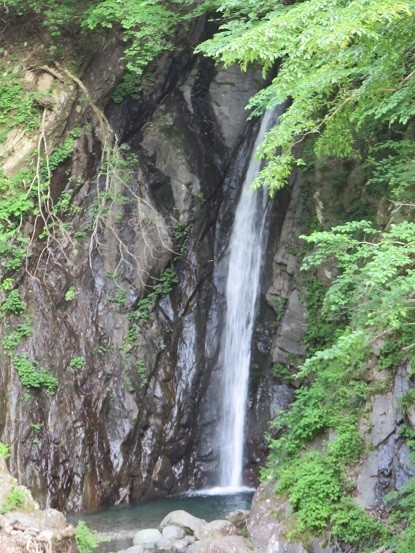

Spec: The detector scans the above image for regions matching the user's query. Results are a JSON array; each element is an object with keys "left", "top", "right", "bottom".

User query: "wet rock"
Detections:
[
  {"left": 162, "top": 525, "right": 186, "bottom": 540},
  {"left": 247, "top": 482, "right": 308, "bottom": 553},
  {"left": 187, "top": 535, "right": 252, "bottom": 553},
  {"left": 124, "top": 547, "right": 145, "bottom": 553},
  {"left": 274, "top": 290, "right": 307, "bottom": 357},
  {"left": 225, "top": 509, "right": 250, "bottom": 531},
  {"left": 152, "top": 457, "right": 174, "bottom": 492},
  {"left": 171, "top": 537, "right": 193, "bottom": 552},
  {"left": 194, "top": 520, "right": 239, "bottom": 540},
  {"left": 154, "top": 536, "right": 175, "bottom": 551},
  {"left": 133, "top": 529, "right": 163, "bottom": 546},
  {"left": 369, "top": 393, "right": 396, "bottom": 448},
  {"left": 355, "top": 363, "right": 415, "bottom": 508},
  {"left": 0, "top": 15, "right": 303, "bottom": 509},
  {"left": 395, "top": 442, "right": 415, "bottom": 490},
  {"left": 209, "top": 65, "right": 261, "bottom": 152},
  {"left": 159, "top": 511, "right": 207, "bottom": 536}
]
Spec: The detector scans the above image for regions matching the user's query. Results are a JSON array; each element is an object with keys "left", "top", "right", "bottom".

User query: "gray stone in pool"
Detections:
[{"left": 68, "top": 490, "right": 254, "bottom": 553}]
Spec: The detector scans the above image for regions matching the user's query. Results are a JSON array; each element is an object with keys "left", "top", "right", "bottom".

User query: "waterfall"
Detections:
[{"left": 219, "top": 110, "right": 276, "bottom": 489}]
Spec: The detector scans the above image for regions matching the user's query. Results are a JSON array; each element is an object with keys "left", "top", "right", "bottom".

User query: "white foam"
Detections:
[{"left": 184, "top": 486, "right": 255, "bottom": 497}]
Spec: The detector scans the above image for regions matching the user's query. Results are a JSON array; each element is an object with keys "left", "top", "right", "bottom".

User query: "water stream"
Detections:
[{"left": 219, "top": 110, "right": 276, "bottom": 489}]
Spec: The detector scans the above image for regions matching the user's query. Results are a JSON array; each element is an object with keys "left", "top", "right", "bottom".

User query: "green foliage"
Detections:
[
  {"left": 197, "top": 0, "right": 415, "bottom": 193},
  {"left": 2, "top": 1, "right": 191, "bottom": 102},
  {"left": 387, "top": 474, "right": 415, "bottom": 553},
  {"left": 75, "top": 521, "right": 101, "bottom": 553},
  {"left": 69, "top": 356, "right": 85, "bottom": 370},
  {"left": 65, "top": 287, "right": 76, "bottom": 301},
  {"left": 0, "top": 290, "right": 25, "bottom": 315},
  {"left": 366, "top": 140, "right": 415, "bottom": 203},
  {"left": 300, "top": 274, "right": 338, "bottom": 354},
  {"left": 0, "top": 486, "right": 26, "bottom": 514},
  {"left": 276, "top": 450, "right": 343, "bottom": 534},
  {"left": 2, "top": 319, "right": 32, "bottom": 353},
  {"left": 272, "top": 363, "right": 293, "bottom": 383},
  {"left": 114, "top": 285, "right": 127, "bottom": 308},
  {"left": 69, "top": 0, "right": 404, "bottom": 550},
  {"left": 301, "top": 219, "right": 415, "bottom": 347},
  {"left": 0, "top": 71, "right": 41, "bottom": 144},
  {"left": 172, "top": 218, "right": 193, "bottom": 259},
  {"left": 400, "top": 389, "right": 415, "bottom": 412},
  {"left": 13, "top": 354, "right": 58, "bottom": 394},
  {"left": 30, "top": 422, "right": 43, "bottom": 432},
  {"left": 0, "top": 132, "right": 78, "bottom": 276},
  {"left": 129, "top": 268, "right": 179, "bottom": 324},
  {"left": 331, "top": 497, "right": 388, "bottom": 548},
  {"left": 83, "top": 1, "right": 189, "bottom": 102},
  {"left": 135, "top": 360, "right": 148, "bottom": 389},
  {"left": 0, "top": 442, "right": 10, "bottom": 459}
]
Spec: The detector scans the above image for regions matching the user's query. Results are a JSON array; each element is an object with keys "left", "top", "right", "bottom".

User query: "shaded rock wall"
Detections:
[{"left": 0, "top": 19, "right": 306, "bottom": 511}]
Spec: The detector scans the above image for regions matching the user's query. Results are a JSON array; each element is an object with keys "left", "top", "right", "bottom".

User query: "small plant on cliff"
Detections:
[
  {"left": 13, "top": 354, "right": 58, "bottom": 395},
  {"left": 0, "top": 486, "right": 26, "bottom": 514},
  {"left": 0, "top": 442, "right": 10, "bottom": 459},
  {"left": 69, "top": 356, "right": 86, "bottom": 371},
  {"left": 65, "top": 287, "right": 76, "bottom": 302},
  {"left": 135, "top": 359, "right": 148, "bottom": 388},
  {"left": 133, "top": 268, "right": 179, "bottom": 323},
  {"left": 0, "top": 290, "right": 26, "bottom": 315}
]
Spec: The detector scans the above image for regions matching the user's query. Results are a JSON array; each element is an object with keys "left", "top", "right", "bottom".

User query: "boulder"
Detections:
[
  {"left": 247, "top": 482, "right": 307, "bottom": 553},
  {"left": 133, "top": 528, "right": 163, "bottom": 546},
  {"left": 154, "top": 536, "right": 174, "bottom": 551},
  {"left": 40, "top": 508, "right": 68, "bottom": 531},
  {"left": 187, "top": 535, "right": 252, "bottom": 553},
  {"left": 162, "top": 525, "right": 186, "bottom": 540},
  {"left": 159, "top": 511, "right": 207, "bottom": 536},
  {"left": 169, "top": 538, "right": 190, "bottom": 552},
  {"left": 225, "top": 509, "right": 250, "bottom": 531},
  {"left": 194, "top": 520, "right": 239, "bottom": 541},
  {"left": 125, "top": 547, "right": 145, "bottom": 553}
]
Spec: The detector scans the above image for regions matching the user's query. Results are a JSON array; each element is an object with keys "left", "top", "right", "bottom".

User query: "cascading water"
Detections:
[{"left": 219, "top": 110, "right": 276, "bottom": 489}]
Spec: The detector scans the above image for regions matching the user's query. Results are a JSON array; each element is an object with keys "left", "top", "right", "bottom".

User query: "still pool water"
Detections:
[{"left": 68, "top": 489, "right": 254, "bottom": 552}]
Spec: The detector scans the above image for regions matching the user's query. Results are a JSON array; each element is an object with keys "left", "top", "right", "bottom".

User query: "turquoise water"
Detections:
[{"left": 69, "top": 489, "right": 253, "bottom": 552}]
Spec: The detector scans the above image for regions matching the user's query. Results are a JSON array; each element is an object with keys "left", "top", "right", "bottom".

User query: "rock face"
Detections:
[
  {"left": 0, "top": 14, "right": 302, "bottom": 511},
  {"left": 247, "top": 482, "right": 332, "bottom": 553},
  {"left": 187, "top": 536, "right": 252, "bottom": 553},
  {"left": 356, "top": 363, "right": 415, "bottom": 508}
]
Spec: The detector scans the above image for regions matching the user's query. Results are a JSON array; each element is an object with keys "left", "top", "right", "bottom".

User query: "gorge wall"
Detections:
[{"left": 0, "top": 20, "right": 308, "bottom": 513}]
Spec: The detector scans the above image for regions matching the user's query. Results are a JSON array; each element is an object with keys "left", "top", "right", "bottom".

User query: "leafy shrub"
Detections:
[
  {"left": 13, "top": 354, "right": 58, "bottom": 394},
  {"left": 135, "top": 360, "right": 148, "bottom": 388},
  {"left": 132, "top": 268, "right": 179, "bottom": 323},
  {"left": 0, "top": 290, "right": 25, "bottom": 315},
  {"left": 331, "top": 498, "right": 388, "bottom": 549},
  {"left": 75, "top": 521, "right": 101, "bottom": 553},
  {"left": 277, "top": 451, "right": 343, "bottom": 534},
  {"left": 69, "top": 356, "right": 85, "bottom": 370},
  {"left": 0, "top": 486, "right": 26, "bottom": 514},
  {"left": 65, "top": 287, "right": 76, "bottom": 301},
  {"left": 2, "top": 319, "right": 32, "bottom": 353},
  {"left": 0, "top": 442, "right": 10, "bottom": 459},
  {"left": 387, "top": 478, "right": 415, "bottom": 553}
]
